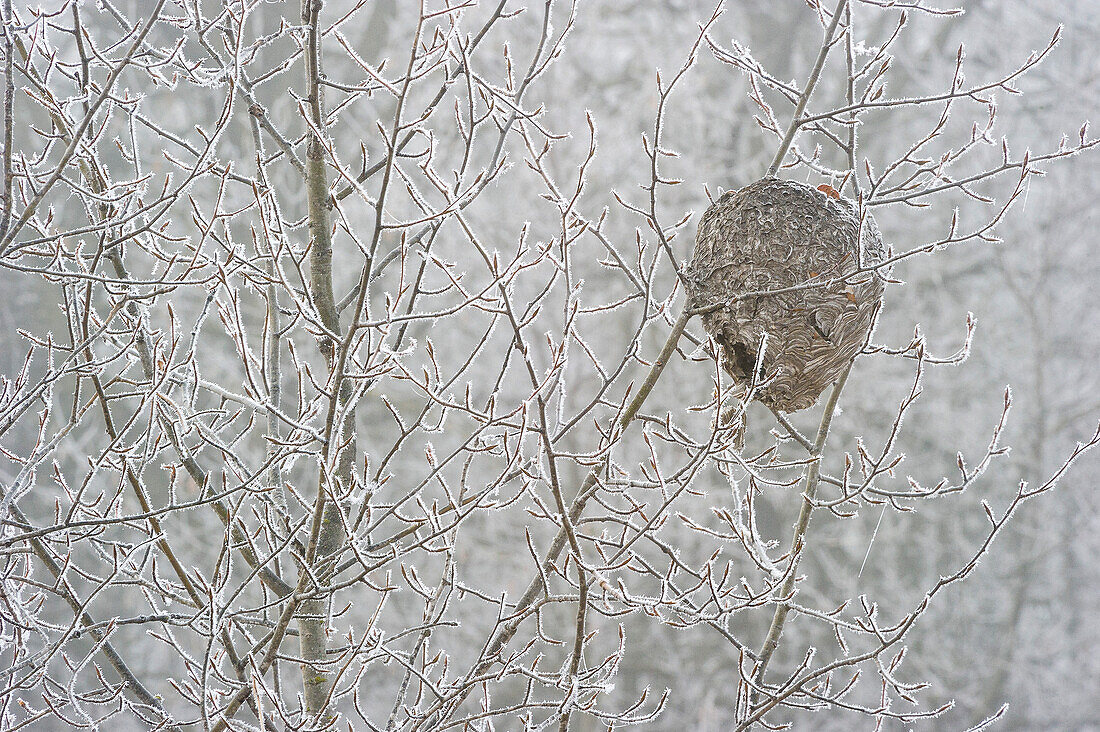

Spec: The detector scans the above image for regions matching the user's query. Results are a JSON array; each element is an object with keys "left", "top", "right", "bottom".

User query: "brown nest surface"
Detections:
[{"left": 687, "top": 178, "right": 887, "bottom": 412}]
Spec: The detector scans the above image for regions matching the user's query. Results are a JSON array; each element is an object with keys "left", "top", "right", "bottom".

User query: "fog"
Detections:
[{"left": 0, "top": 1, "right": 1096, "bottom": 729}]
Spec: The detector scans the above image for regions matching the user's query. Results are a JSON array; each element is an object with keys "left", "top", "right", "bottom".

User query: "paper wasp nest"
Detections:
[{"left": 687, "top": 178, "right": 887, "bottom": 412}]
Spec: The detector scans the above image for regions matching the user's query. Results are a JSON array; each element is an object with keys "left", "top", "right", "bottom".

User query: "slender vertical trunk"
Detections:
[
  {"left": 751, "top": 364, "right": 851, "bottom": 706},
  {"left": 298, "top": 0, "right": 352, "bottom": 719}
]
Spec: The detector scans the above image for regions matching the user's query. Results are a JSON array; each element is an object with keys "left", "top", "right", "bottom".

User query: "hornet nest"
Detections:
[{"left": 686, "top": 177, "right": 888, "bottom": 413}]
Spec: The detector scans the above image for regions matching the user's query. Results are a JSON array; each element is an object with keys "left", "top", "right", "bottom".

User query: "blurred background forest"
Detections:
[{"left": 1, "top": 0, "right": 1097, "bottom": 730}]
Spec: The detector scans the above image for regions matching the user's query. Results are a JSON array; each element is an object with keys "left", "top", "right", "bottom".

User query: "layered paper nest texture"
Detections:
[{"left": 687, "top": 178, "right": 887, "bottom": 412}]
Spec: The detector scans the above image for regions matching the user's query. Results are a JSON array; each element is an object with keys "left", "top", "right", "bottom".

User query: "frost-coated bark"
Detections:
[
  {"left": 1, "top": 2, "right": 1098, "bottom": 731},
  {"left": 297, "top": 0, "right": 350, "bottom": 717}
]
